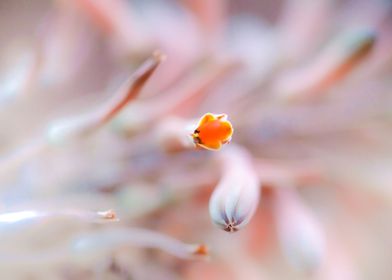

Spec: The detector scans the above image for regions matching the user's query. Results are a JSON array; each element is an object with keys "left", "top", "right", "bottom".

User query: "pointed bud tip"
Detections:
[
  {"left": 97, "top": 209, "right": 118, "bottom": 221},
  {"left": 152, "top": 50, "right": 167, "bottom": 62},
  {"left": 223, "top": 222, "right": 239, "bottom": 233},
  {"left": 192, "top": 244, "right": 209, "bottom": 257}
]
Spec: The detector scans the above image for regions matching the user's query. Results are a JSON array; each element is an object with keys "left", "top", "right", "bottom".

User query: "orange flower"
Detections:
[{"left": 192, "top": 113, "right": 233, "bottom": 151}]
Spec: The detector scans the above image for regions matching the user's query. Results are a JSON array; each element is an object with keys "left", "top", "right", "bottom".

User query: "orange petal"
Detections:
[
  {"left": 218, "top": 120, "right": 234, "bottom": 141},
  {"left": 196, "top": 113, "right": 217, "bottom": 128}
]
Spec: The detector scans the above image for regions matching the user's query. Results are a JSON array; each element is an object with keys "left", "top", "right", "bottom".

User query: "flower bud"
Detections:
[
  {"left": 273, "top": 188, "right": 325, "bottom": 272},
  {"left": 209, "top": 146, "right": 260, "bottom": 232}
]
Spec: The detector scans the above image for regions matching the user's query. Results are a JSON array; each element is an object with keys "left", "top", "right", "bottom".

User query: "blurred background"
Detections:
[{"left": 0, "top": 0, "right": 391, "bottom": 279}]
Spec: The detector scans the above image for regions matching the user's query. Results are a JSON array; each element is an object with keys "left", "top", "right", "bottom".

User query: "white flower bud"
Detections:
[
  {"left": 274, "top": 189, "right": 325, "bottom": 272},
  {"left": 209, "top": 146, "right": 260, "bottom": 232}
]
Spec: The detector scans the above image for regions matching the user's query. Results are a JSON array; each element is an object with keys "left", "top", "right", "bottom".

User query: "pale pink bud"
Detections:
[
  {"left": 274, "top": 188, "right": 326, "bottom": 272},
  {"left": 209, "top": 146, "right": 260, "bottom": 232}
]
